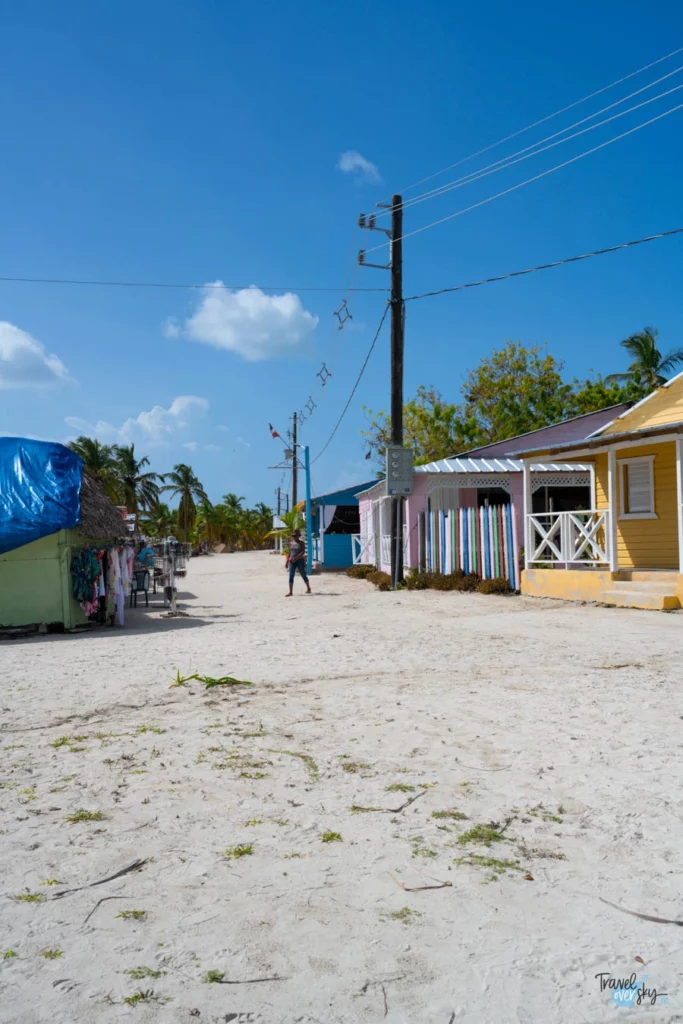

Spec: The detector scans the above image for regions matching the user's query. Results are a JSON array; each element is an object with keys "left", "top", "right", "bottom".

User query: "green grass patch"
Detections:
[
  {"left": 65, "top": 809, "right": 104, "bottom": 823},
  {"left": 243, "top": 723, "right": 268, "bottom": 738},
  {"left": 410, "top": 838, "right": 437, "bottom": 859},
  {"left": 136, "top": 724, "right": 165, "bottom": 735},
  {"left": 2, "top": 950, "right": 18, "bottom": 959},
  {"left": 321, "top": 831, "right": 342, "bottom": 843},
  {"left": 117, "top": 910, "right": 147, "bottom": 921},
  {"left": 40, "top": 949, "right": 63, "bottom": 959},
  {"left": 39, "top": 879, "right": 62, "bottom": 887},
  {"left": 385, "top": 783, "right": 415, "bottom": 793},
  {"left": 122, "top": 989, "right": 168, "bottom": 1005},
  {"left": 341, "top": 761, "right": 371, "bottom": 774},
  {"left": 203, "top": 969, "right": 225, "bottom": 983},
  {"left": 432, "top": 809, "right": 468, "bottom": 821},
  {"left": 50, "top": 736, "right": 72, "bottom": 749},
  {"left": 456, "top": 824, "right": 506, "bottom": 847},
  {"left": 268, "top": 748, "right": 320, "bottom": 782},
  {"left": 244, "top": 818, "right": 262, "bottom": 827},
  {"left": 455, "top": 854, "right": 522, "bottom": 876},
  {"left": 222, "top": 844, "right": 253, "bottom": 860},
  {"left": 527, "top": 803, "right": 563, "bottom": 824},
  {"left": 15, "top": 892, "right": 44, "bottom": 903},
  {"left": 124, "top": 966, "right": 166, "bottom": 981},
  {"left": 382, "top": 906, "right": 423, "bottom": 923},
  {"left": 283, "top": 851, "right": 302, "bottom": 859}
]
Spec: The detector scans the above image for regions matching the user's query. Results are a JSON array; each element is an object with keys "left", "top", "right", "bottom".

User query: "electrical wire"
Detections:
[
  {"left": 376, "top": 63, "right": 683, "bottom": 216},
  {"left": 380, "top": 44, "right": 683, "bottom": 202},
  {"left": 403, "top": 227, "right": 683, "bottom": 301},
  {"left": 362, "top": 99, "right": 683, "bottom": 254},
  {"left": 0, "top": 276, "right": 388, "bottom": 293},
  {"left": 311, "top": 303, "right": 390, "bottom": 465}
]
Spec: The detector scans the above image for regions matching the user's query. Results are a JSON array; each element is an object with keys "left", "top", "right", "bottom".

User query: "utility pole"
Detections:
[
  {"left": 357, "top": 194, "right": 407, "bottom": 589},
  {"left": 389, "top": 194, "right": 404, "bottom": 588},
  {"left": 292, "top": 412, "right": 298, "bottom": 510},
  {"left": 276, "top": 486, "right": 281, "bottom": 516}
]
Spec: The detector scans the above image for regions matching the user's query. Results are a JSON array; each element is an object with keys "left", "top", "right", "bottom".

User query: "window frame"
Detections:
[{"left": 618, "top": 454, "right": 657, "bottom": 520}]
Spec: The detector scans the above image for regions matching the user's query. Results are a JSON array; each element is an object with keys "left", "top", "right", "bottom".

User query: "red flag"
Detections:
[{"left": 269, "top": 423, "right": 281, "bottom": 439}]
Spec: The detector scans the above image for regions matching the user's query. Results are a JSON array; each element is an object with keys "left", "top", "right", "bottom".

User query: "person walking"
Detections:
[{"left": 286, "top": 529, "right": 312, "bottom": 597}]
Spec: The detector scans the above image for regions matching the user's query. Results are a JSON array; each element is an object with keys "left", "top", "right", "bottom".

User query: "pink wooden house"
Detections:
[{"left": 356, "top": 405, "right": 629, "bottom": 573}]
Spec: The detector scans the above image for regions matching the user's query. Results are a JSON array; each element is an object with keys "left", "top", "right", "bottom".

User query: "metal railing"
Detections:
[{"left": 526, "top": 510, "right": 610, "bottom": 566}]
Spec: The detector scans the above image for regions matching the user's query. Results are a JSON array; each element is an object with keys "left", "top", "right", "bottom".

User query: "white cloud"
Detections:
[
  {"left": 175, "top": 284, "right": 318, "bottom": 361},
  {"left": 162, "top": 317, "right": 181, "bottom": 339},
  {"left": 0, "top": 321, "right": 73, "bottom": 390},
  {"left": 338, "top": 150, "right": 382, "bottom": 183},
  {"left": 183, "top": 441, "right": 198, "bottom": 452},
  {"left": 65, "top": 395, "right": 208, "bottom": 446},
  {"left": 204, "top": 443, "right": 222, "bottom": 452}
]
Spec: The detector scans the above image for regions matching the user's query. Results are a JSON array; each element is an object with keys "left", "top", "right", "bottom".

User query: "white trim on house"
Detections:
[
  {"left": 618, "top": 454, "right": 657, "bottom": 520},
  {"left": 586, "top": 370, "right": 683, "bottom": 439}
]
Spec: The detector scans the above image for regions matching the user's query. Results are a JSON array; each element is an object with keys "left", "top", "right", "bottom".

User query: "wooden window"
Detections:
[{"left": 618, "top": 456, "right": 656, "bottom": 519}]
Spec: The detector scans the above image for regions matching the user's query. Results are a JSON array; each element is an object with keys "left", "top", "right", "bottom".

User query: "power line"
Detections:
[
  {"left": 381, "top": 43, "right": 683, "bottom": 202},
  {"left": 0, "top": 275, "right": 388, "bottom": 293},
  {"left": 362, "top": 99, "right": 683, "bottom": 254},
  {"left": 311, "top": 303, "right": 390, "bottom": 465},
  {"left": 378, "top": 63, "right": 683, "bottom": 217},
  {"left": 403, "top": 227, "right": 683, "bottom": 302}
]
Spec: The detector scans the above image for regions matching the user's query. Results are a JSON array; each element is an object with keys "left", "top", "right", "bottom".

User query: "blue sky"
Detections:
[{"left": 1, "top": 0, "right": 682, "bottom": 507}]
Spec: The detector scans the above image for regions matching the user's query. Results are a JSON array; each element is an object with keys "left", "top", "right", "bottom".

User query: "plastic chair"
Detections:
[{"left": 130, "top": 569, "right": 151, "bottom": 608}]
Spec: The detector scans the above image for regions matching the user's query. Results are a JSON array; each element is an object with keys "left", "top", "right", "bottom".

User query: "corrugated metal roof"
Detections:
[{"left": 415, "top": 457, "right": 591, "bottom": 474}]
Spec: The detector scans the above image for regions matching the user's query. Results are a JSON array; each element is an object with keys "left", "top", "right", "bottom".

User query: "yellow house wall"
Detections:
[
  {"left": 565, "top": 443, "right": 678, "bottom": 569},
  {"left": 521, "top": 568, "right": 613, "bottom": 601},
  {"left": 601, "top": 374, "right": 683, "bottom": 433}
]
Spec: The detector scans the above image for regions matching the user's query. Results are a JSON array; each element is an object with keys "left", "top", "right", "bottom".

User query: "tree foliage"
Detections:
[{"left": 362, "top": 333, "right": 667, "bottom": 464}]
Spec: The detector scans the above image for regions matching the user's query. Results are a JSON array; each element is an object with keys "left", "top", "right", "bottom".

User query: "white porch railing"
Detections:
[
  {"left": 352, "top": 533, "right": 374, "bottom": 565},
  {"left": 527, "top": 510, "right": 610, "bottom": 566},
  {"left": 311, "top": 536, "right": 321, "bottom": 562}
]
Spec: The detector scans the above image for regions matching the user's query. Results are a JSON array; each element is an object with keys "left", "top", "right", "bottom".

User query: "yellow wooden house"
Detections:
[{"left": 515, "top": 373, "right": 683, "bottom": 610}]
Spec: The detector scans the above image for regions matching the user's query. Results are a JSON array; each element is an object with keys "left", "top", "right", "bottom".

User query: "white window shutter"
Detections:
[{"left": 627, "top": 462, "right": 652, "bottom": 513}]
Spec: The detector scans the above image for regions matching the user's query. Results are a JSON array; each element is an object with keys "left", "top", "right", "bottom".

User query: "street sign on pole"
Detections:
[{"left": 385, "top": 445, "right": 413, "bottom": 496}]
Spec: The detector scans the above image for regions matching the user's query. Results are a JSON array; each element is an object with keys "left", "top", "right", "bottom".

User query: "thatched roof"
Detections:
[{"left": 75, "top": 471, "right": 126, "bottom": 540}]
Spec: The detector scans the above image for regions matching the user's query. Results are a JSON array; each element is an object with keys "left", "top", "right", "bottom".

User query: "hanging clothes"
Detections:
[{"left": 71, "top": 549, "right": 100, "bottom": 615}]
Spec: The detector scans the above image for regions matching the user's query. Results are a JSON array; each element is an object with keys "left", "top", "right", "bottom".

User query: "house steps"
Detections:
[{"left": 600, "top": 573, "right": 681, "bottom": 610}]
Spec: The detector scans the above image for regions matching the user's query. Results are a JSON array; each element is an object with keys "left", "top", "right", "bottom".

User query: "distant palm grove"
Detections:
[{"left": 67, "top": 438, "right": 272, "bottom": 549}]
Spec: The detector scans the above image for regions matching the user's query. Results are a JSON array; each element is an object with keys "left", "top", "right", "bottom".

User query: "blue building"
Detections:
[{"left": 310, "top": 481, "right": 378, "bottom": 569}]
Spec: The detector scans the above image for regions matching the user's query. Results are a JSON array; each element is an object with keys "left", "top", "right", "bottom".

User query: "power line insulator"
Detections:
[
  {"left": 358, "top": 249, "right": 365, "bottom": 265},
  {"left": 358, "top": 214, "right": 366, "bottom": 228}
]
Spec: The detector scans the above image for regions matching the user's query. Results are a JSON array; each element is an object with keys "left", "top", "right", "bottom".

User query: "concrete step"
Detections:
[
  {"left": 613, "top": 570, "right": 680, "bottom": 583},
  {"left": 600, "top": 589, "right": 680, "bottom": 610},
  {"left": 608, "top": 580, "right": 680, "bottom": 594}
]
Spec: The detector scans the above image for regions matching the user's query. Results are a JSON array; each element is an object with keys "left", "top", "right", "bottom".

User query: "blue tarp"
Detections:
[{"left": 0, "top": 438, "right": 83, "bottom": 555}]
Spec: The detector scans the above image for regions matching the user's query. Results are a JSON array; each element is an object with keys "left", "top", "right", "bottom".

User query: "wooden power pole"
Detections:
[
  {"left": 292, "top": 411, "right": 298, "bottom": 510},
  {"left": 389, "top": 193, "right": 404, "bottom": 587}
]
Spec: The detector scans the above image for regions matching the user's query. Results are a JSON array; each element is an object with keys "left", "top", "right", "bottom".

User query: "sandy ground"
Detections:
[{"left": 1, "top": 552, "right": 682, "bottom": 1024}]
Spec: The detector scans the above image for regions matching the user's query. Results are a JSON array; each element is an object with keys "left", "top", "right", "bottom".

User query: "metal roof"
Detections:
[{"left": 415, "top": 456, "right": 592, "bottom": 474}]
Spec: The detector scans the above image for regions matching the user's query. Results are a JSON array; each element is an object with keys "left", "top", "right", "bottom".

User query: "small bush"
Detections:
[
  {"left": 346, "top": 564, "right": 376, "bottom": 579},
  {"left": 367, "top": 571, "right": 392, "bottom": 591},
  {"left": 404, "top": 571, "right": 430, "bottom": 590},
  {"left": 477, "top": 577, "right": 513, "bottom": 595}
]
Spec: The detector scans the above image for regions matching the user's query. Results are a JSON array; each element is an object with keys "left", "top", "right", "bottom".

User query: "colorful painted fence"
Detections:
[{"left": 417, "top": 505, "right": 520, "bottom": 590}]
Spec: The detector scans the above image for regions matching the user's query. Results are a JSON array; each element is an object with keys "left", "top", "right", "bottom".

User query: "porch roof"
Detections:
[
  {"left": 415, "top": 456, "right": 592, "bottom": 474},
  {"left": 512, "top": 419, "right": 683, "bottom": 460}
]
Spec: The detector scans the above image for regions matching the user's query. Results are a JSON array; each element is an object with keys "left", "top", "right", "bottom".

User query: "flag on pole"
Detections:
[{"left": 269, "top": 423, "right": 281, "bottom": 439}]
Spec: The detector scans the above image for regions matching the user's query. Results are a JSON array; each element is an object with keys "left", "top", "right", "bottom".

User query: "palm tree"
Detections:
[
  {"left": 68, "top": 436, "right": 117, "bottom": 500},
  {"left": 162, "top": 463, "right": 209, "bottom": 541},
  {"left": 139, "top": 501, "right": 175, "bottom": 539},
  {"left": 267, "top": 507, "right": 304, "bottom": 549},
  {"left": 222, "top": 492, "right": 245, "bottom": 514},
  {"left": 113, "top": 443, "right": 161, "bottom": 513},
  {"left": 607, "top": 327, "right": 683, "bottom": 393}
]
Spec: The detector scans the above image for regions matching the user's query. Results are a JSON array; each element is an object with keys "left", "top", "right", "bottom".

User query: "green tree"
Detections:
[
  {"left": 567, "top": 374, "right": 643, "bottom": 415},
  {"left": 362, "top": 386, "right": 480, "bottom": 465},
  {"left": 68, "top": 436, "right": 117, "bottom": 499},
  {"left": 222, "top": 492, "right": 246, "bottom": 514},
  {"left": 139, "top": 501, "right": 175, "bottom": 538},
  {"left": 606, "top": 327, "right": 683, "bottom": 392},
  {"left": 113, "top": 443, "right": 161, "bottom": 513},
  {"left": 461, "top": 342, "right": 573, "bottom": 443},
  {"left": 162, "top": 464, "right": 209, "bottom": 541}
]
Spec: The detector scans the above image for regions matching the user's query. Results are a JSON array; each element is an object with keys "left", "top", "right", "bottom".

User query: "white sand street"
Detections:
[{"left": 1, "top": 551, "right": 681, "bottom": 1023}]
